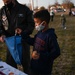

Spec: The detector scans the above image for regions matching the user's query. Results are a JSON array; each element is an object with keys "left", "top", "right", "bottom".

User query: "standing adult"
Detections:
[
  {"left": 0, "top": 0, "right": 35, "bottom": 74},
  {"left": 50, "top": 9, "right": 54, "bottom": 22}
]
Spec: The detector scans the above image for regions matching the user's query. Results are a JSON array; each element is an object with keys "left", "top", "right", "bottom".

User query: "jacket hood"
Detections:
[{"left": 47, "top": 28, "right": 57, "bottom": 38}]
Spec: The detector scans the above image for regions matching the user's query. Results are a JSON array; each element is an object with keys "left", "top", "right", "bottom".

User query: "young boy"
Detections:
[
  {"left": 21, "top": 9, "right": 60, "bottom": 75},
  {"left": 61, "top": 14, "right": 66, "bottom": 29}
]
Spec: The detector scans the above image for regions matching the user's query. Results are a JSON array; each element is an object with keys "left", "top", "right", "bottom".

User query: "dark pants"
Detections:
[
  {"left": 6, "top": 39, "right": 30, "bottom": 74},
  {"left": 50, "top": 16, "right": 54, "bottom": 21},
  {"left": 29, "top": 67, "right": 52, "bottom": 75},
  {"left": 29, "top": 71, "right": 51, "bottom": 75},
  {"left": 61, "top": 22, "right": 66, "bottom": 29}
]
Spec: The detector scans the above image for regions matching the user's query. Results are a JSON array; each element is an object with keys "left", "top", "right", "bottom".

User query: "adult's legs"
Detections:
[
  {"left": 29, "top": 70, "right": 51, "bottom": 75},
  {"left": 21, "top": 40, "right": 30, "bottom": 74}
]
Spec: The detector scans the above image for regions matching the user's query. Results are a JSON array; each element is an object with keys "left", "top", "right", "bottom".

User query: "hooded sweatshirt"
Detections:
[{"left": 22, "top": 28, "right": 60, "bottom": 74}]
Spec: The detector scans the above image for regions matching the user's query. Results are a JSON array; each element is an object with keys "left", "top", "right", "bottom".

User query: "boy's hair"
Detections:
[{"left": 34, "top": 9, "right": 50, "bottom": 24}]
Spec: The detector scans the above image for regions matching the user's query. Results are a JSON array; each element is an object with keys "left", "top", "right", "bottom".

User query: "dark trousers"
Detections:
[
  {"left": 29, "top": 68, "right": 52, "bottom": 75},
  {"left": 50, "top": 16, "right": 54, "bottom": 21},
  {"left": 29, "top": 71, "right": 51, "bottom": 75},
  {"left": 61, "top": 22, "right": 66, "bottom": 29},
  {"left": 6, "top": 40, "right": 30, "bottom": 74}
]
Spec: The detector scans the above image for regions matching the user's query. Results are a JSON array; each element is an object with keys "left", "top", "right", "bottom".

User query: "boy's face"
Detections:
[
  {"left": 34, "top": 18, "right": 47, "bottom": 31},
  {"left": 34, "top": 18, "right": 42, "bottom": 27}
]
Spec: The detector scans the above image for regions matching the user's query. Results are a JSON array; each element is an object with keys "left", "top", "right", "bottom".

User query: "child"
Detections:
[
  {"left": 61, "top": 14, "right": 66, "bottom": 29},
  {"left": 22, "top": 9, "right": 60, "bottom": 75}
]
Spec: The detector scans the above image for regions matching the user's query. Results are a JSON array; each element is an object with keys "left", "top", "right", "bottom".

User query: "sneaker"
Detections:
[{"left": 64, "top": 27, "right": 66, "bottom": 29}]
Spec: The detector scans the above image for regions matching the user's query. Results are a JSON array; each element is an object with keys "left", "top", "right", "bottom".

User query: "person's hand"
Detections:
[
  {"left": 32, "top": 51, "right": 40, "bottom": 59},
  {"left": 9, "top": 72, "right": 14, "bottom": 75},
  {"left": 15, "top": 28, "right": 22, "bottom": 35},
  {"left": 0, "top": 35, "right": 6, "bottom": 42}
]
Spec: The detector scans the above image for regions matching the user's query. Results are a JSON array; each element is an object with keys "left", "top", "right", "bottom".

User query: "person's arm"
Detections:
[
  {"left": 0, "top": 9, "right": 3, "bottom": 36},
  {"left": 0, "top": 19, "right": 6, "bottom": 42},
  {"left": 48, "top": 34, "right": 60, "bottom": 60},
  {"left": 15, "top": 27, "right": 35, "bottom": 46},
  {"left": 40, "top": 34, "right": 60, "bottom": 61},
  {"left": 0, "top": 8, "right": 6, "bottom": 40},
  {"left": 24, "top": 36, "right": 35, "bottom": 46},
  {"left": 21, "top": 32, "right": 35, "bottom": 46},
  {"left": 15, "top": 6, "right": 35, "bottom": 36},
  {"left": 0, "top": 7, "right": 7, "bottom": 36}
]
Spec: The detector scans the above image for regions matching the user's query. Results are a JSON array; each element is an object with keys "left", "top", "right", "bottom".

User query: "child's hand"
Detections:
[{"left": 32, "top": 51, "right": 40, "bottom": 59}]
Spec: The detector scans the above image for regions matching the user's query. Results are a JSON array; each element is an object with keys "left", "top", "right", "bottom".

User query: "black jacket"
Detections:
[{"left": 0, "top": 1, "right": 35, "bottom": 37}]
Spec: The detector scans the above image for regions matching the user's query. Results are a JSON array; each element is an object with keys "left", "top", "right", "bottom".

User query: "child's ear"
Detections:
[{"left": 43, "top": 21, "right": 47, "bottom": 25}]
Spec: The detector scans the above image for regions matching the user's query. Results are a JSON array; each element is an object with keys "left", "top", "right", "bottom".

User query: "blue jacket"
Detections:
[{"left": 22, "top": 28, "right": 60, "bottom": 74}]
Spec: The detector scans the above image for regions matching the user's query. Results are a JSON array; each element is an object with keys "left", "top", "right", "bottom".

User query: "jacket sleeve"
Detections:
[
  {"left": 0, "top": 9, "right": 2, "bottom": 35},
  {"left": 39, "top": 34, "right": 60, "bottom": 61},
  {"left": 0, "top": 8, "right": 5, "bottom": 36},
  {"left": 48, "top": 34, "right": 60, "bottom": 60},
  {"left": 25, "top": 36, "right": 35, "bottom": 46},
  {"left": 21, "top": 32, "right": 36, "bottom": 46}
]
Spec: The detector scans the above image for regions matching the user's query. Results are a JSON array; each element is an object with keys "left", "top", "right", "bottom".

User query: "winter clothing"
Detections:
[
  {"left": 22, "top": 28, "right": 60, "bottom": 75},
  {"left": 0, "top": 1, "right": 34, "bottom": 74}
]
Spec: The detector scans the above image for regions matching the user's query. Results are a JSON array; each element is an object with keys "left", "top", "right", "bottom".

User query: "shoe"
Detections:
[{"left": 64, "top": 27, "right": 66, "bottom": 29}]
